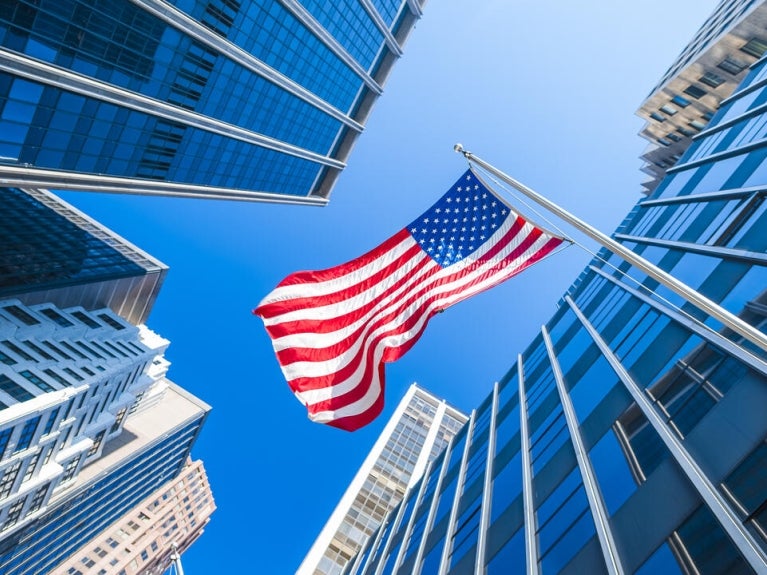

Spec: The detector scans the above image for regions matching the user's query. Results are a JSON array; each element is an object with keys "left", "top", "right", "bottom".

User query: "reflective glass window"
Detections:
[
  {"left": 486, "top": 527, "right": 524, "bottom": 574},
  {"left": 589, "top": 428, "right": 637, "bottom": 515},
  {"left": 674, "top": 504, "right": 755, "bottom": 574},
  {"left": 490, "top": 450, "right": 521, "bottom": 523},
  {"left": 722, "top": 441, "right": 767, "bottom": 547},
  {"left": 635, "top": 542, "right": 684, "bottom": 575},
  {"left": 536, "top": 468, "right": 595, "bottom": 574},
  {"left": 656, "top": 167, "right": 696, "bottom": 199}
]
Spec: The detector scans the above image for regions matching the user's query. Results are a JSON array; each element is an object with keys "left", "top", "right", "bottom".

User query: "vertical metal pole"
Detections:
[
  {"left": 437, "top": 415, "right": 476, "bottom": 575},
  {"left": 373, "top": 463, "right": 431, "bottom": 575},
  {"left": 565, "top": 294, "right": 767, "bottom": 571},
  {"left": 542, "top": 326, "right": 625, "bottom": 575},
  {"left": 474, "top": 382, "right": 499, "bottom": 573},
  {"left": 517, "top": 355, "right": 541, "bottom": 575},
  {"left": 454, "top": 144, "right": 767, "bottom": 355}
]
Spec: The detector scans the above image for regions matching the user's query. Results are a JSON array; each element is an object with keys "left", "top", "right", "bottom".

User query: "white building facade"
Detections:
[
  {"left": 0, "top": 298, "right": 169, "bottom": 539},
  {"left": 299, "top": 384, "right": 468, "bottom": 575}
]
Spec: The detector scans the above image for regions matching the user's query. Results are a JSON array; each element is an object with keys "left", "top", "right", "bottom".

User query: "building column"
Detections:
[
  {"left": 565, "top": 294, "right": 767, "bottom": 571},
  {"left": 542, "top": 326, "right": 626, "bottom": 575}
]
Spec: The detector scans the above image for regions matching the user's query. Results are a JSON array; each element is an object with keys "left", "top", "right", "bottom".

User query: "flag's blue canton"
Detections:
[{"left": 407, "top": 170, "right": 511, "bottom": 268}]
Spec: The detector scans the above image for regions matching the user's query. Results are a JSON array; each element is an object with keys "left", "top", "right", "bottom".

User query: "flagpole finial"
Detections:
[{"left": 453, "top": 143, "right": 465, "bottom": 155}]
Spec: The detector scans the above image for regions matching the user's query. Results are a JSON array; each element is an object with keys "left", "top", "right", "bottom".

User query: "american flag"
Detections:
[{"left": 254, "top": 169, "right": 565, "bottom": 431}]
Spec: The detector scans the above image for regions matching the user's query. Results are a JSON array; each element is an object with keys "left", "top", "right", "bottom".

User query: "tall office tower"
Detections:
[
  {"left": 299, "top": 384, "right": 467, "bottom": 575},
  {"left": 0, "top": 0, "right": 424, "bottom": 204},
  {"left": 0, "top": 299, "right": 169, "bottom": 551},
  {"left": 0, "top": 187, "right": 167, "bottom": 325},
  {"left": 348, "top": 4, "right": 767, "bottom": 575},
  {"left": 0, "top": 379, "right": 209, "bottom": 575},
  {"left": 51, "top": 457, "right": 215, "bottom": 575},
  {"left": 636, "top": 0, "right": 767, "bottom": 194}
]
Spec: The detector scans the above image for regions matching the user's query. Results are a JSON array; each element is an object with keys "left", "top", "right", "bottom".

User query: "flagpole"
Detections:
[{"left": 454, "top": 143, "right": 767, "bottom": 355}]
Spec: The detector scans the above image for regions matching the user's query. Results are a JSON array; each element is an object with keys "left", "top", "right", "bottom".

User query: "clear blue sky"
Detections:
[{"left": 60, "top": 1, "right": 718, "bottom": 572}]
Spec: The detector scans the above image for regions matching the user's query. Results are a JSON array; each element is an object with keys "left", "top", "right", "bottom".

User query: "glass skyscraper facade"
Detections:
[
  {"left": 0, "top": 187, "right": 166, "bottom": 325},
  {"left": 347, "top": 5, "right": 767, "bottom": 575},
  {"left": 0, "top": 0, "right": 424, "bottom": 204}
]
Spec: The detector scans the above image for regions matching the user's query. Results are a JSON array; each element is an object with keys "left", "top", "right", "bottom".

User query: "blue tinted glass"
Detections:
[
  {"left": 419, "top": 536, "right": 445, "bottom": 574},
  {"left": 693, "top": 155, "right": 747, "bottom": 194},
  {"left": 494, "top": 403, "right": 520, "bottom": 459},
  {"left": 635, "top": 542, "right": 684, "bottom": 575},
  {"left": 296, "top": 0, "right": 383, "bottom": 70},
  {"left": 486, "top": 527, "right": 525, "bottom": 574},
  {"left": 570, "top": 353, "right": 620, "bottom": 423},
  {"left": 491, "top": 451, "right": 522, "bottom": 523},
  {"left": 555, "top": 326, "right": 593, "bottom": 382},
  {"left": 655, "top": 167, "right": 695, "bottom": 199},
  {"left": 535, "top": 466, "right": 580, "bottom": 523},
  {"left": 372, "top": 0, "right": 401, "bottom": 26},
  {"left": 589, "top": 429, "right": 637, "bottom": 515},
  {"left": 434, "top": 474, "right": 459, "bottom": 525},
  {"left": 449, "top": 495, "right": 481, "bottom": 569},
  {"left": 539, "top": 509, "right": 597, "bottom": 574},
  {"left": 380, "top": 536, "right": 404, "bottom": 575}
]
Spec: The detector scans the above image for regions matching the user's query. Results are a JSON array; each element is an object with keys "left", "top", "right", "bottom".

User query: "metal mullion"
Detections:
[
  {"left": 349, "top": 506, "right": 389, "bottom": 575},
  {"left": 640, "top": 187, "right": 761, "bottom": 207},
  {"left": 372, "top": 460, "right": 431, "bottom": 575},
  {"left": 399, "top": 435, "right": 454, "bottom": 575},
  {"left": 132, "top": 0, "right": 378, "bottom": 114},
  {"left": 278, "top": 0, "right": 383, "bottom": 94},
  {"left": 518, "top": 356, "right": 541, "bottom": 575},
  {"left": 358, "top": 0, "right": 403, "bottom": 56},
  {"left": 566, "top": 294, "right": 767, "bottom": 571},
  {"left": 5, "top": 167, "right": 329, "bottom": 205},
  {"left": 612, "top": 422, "right": 647, "bottom": 484},
  {"left": 542, "top": 326, "right": 625, "bottom": 575},
  {"left": 590, "top": 266, "right": 767, "bottom": 376},
  {"left": 612, "top": 233, "right": 767, "bottom": 265},
  {"left": 437, "top": 413, "right": 476, "bottom": 575},
  {"left": 474, "top": 382, "right": 498, "bottom": 573},
  {"left": 0, "top": 49, "right": 345, "bottom": 170},
  {"left": 406, "top": 0, "right": 423, "bottom": 17}
]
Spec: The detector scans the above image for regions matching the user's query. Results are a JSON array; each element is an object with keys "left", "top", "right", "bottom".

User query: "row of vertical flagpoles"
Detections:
[{"left": 454, "top": 143, "right": 767, "bottom": 359}]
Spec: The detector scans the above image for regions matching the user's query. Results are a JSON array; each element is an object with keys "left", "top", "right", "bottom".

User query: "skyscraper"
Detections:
[
  {"left": 348, "top": 2, "right": 767, "bottom": 573},
  {"left": 0, "top": 187, "right": 167, "bottom": 325},
  {"left": 0, "top": 299, "right": 169, "bottom": 541},
  {"left": 0, "top": 379, "right": 209, "bottom": 575},
  {"left": 51, "top": 457, "right": 215, "bottom": 575},
  {"left": 0, "top": 0, "right": 424, "bottom": 204},
  {"left": 636, "top": 0, "right": 767, "bottom": 194},
  {"left": 300, "top": 384, "right": 467, "bottom": 575},
  {"left": 0, "top": 183, "right": 212, "bottom": 571}
]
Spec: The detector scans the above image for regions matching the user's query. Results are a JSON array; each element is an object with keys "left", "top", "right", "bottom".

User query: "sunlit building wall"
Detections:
[
  {"left": 0, "top": 299, "right": 168, "bottom": 544},
  {"left": 299, "top": 384, "right": 467, "bottom": 575},
  {"left": 0, "top": 0, "right": 425, "bottom": 204},
  {"left": 51, "top": 457, "right": 215, "bottom": 575},
  {"left": 348, "top": 4, "right": 767, "bottom": 574},
  {"left": 0, "top": 380, "right": 208, "bottom": 575}
]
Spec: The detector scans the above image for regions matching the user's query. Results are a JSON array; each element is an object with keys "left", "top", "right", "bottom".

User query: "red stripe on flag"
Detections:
[{"left": 254, "top": 169, "right": 566, "bottom": 430}]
